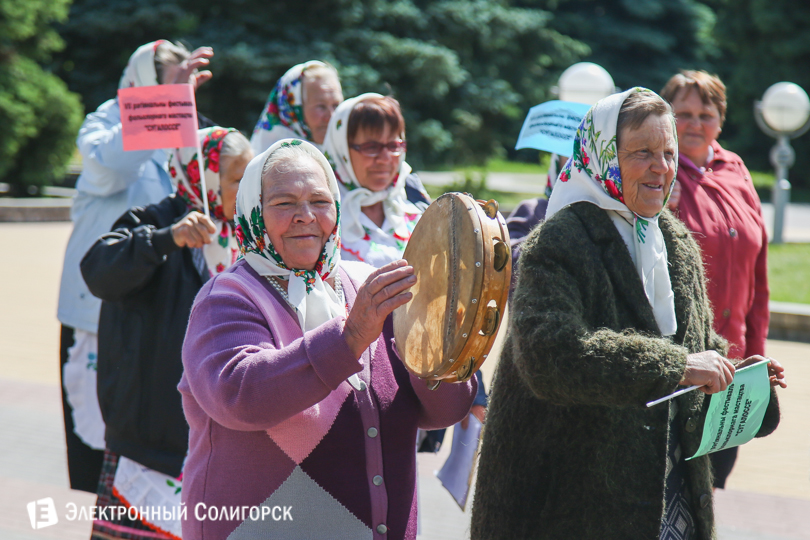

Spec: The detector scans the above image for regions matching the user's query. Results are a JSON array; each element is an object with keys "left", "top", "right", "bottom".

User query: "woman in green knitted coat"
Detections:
[{"left": 471, "top": 89, "right": 784, "bottom": 540}]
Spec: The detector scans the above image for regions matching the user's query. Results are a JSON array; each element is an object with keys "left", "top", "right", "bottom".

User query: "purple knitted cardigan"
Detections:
[{"left": 179, "top": 259, "right": 476, "bottom": 540}]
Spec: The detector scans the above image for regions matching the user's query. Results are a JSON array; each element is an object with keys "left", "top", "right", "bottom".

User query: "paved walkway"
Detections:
[{"left": 1, "top": 222, "right": 808, "bottom": 539}]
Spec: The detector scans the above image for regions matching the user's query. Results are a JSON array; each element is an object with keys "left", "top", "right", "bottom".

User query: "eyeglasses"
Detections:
[
  {"left": 349, "top": 140, "right": 407, "bottom": 157},
  {"left": 675, "top": 113, "right": 719, "bottom": 125}
]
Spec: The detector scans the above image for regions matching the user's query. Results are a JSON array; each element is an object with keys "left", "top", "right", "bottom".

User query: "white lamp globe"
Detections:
[
  {"left": 761, "top": 82, "right": 810, "bottom": 133},
  {"left": 558, "top": 62, "right": 616, "bottom": 105}
]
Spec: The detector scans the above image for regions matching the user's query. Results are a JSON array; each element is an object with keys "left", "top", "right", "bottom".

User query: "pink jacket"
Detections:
[
  {"left": 179, "top": 259, "right": 476, "bottom": 540},
  {"left": 672, "top": 141, "right": 769, "bottom": 359}
]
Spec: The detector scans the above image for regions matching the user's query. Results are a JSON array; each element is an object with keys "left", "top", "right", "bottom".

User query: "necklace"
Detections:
[
  {"left": 265, "top": 273, "right": 344, "bottom": 312},
  {"left": 265, "top": 275, "right": 294, "bottom": 310}
]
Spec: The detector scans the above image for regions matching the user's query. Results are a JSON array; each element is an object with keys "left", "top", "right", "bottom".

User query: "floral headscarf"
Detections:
[
  {"left": 321, "top": 93, "right": 422, "bottom": 267},
  {"left": 235, "top": 139, "right": 344, "bottom": 332},
  {"left": 118, "top": 40, "right": 164, "bottom": 89},
  {"left": 546, "top": 87, "right": 678, "bottom": 336},
  {"left": 250, "top": 61, "right": 327, "bottom": 154},
  {"left": 168, "top": 127, "right": 240, "bottom": 275}
]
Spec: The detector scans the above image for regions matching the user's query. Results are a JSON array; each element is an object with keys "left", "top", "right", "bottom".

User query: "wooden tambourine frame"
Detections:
[{"left": 393, "top": 193, "right": 511, "bottom": 388}]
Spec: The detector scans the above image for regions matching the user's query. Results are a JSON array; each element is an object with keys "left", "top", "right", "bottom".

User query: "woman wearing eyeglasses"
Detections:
[{"left": 322, "top": 93, "right": 430, "bottom": 267}]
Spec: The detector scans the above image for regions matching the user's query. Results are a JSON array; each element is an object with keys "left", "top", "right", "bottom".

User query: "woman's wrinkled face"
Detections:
[
  {"left": 261, "top": 157, "right": 337, "bottom": 270},
  {"left": 349, "top": 124, "right": 402, "bottom": 192},
  {"left": 302, "top": 75, "right": 343, "bottom": 145},
  {"left": 219, "top": 152, "right": 252, "bottom": 221},
  {"left": 671, "top": 88, "right": 722, "bottom": 163},
  {"left": 617, "top": 114, "right": 677, "bottom": 218}
]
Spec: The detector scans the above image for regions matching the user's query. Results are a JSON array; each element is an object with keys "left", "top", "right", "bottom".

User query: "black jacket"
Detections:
[{"left": 81, "top": 195, "right": 208, "bottom": 476}]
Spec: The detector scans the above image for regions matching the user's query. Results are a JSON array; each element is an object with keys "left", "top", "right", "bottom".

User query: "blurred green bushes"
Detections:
[{"left": 0, "top": 0, "right": 83, "bottom": 195}]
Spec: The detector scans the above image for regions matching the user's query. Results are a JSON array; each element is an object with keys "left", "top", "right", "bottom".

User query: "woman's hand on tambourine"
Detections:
[{"left": 343, "top": 260, "right": 416, "bottom": 359}]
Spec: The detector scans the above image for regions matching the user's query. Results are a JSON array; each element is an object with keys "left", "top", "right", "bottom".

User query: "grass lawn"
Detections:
[
  {"left": 446, "top": 156, "right": 549, "bottom": 175},
  {"left": 750, "top": 170, "right": 776, "bottom": 190},
  {"left": 424, "top": 182, "right": 537, "bottom": 211},
  {"left": 425, "top": 169, "right": 537, "bottom": 211},
  {"left": 425, "top": 156, "right": 548, "bottom": 210},
  {"left": 441, "top": 157, "right": 810, "bottom": 203},
  {"left": 768, "top": 243, "right": 810, "bottom": 304}
]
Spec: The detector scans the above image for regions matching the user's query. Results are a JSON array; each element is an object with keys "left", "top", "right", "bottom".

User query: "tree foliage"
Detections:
[
  {"left": 55, "top": 0, "right": 587, "bottom": 168},
  {"left": 20, "top": 0, "right": 808, "bottom": 187},
  {"left": 523, "top": 0, "right": 810, "bottom": 188},
  {"left": 710, "top": 0, "right": 810, "bottom": 183},
  {"left": 518, "top": 0, "right": 719, "bottom": 92},
  {"left": 0, "top": 0, "right": 84, "bottom": 193}
]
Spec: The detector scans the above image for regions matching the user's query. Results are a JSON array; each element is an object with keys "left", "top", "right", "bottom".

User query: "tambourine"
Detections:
[{"left": 393, "top": 192, "right": 511, "bottom": 389}]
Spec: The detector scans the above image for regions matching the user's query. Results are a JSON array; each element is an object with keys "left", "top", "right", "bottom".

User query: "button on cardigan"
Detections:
[{"left": 179, "top": 259, "right": 476, "bottom": 540}]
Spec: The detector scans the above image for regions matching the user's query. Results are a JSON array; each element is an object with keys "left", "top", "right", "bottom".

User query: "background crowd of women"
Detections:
[{"left": 55, "top": 38, "right": 784, "bottom": 540}]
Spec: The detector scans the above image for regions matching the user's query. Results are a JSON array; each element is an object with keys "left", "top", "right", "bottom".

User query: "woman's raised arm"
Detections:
[{"left": 182, "top": 282, "right": 363, "bottom": 431}]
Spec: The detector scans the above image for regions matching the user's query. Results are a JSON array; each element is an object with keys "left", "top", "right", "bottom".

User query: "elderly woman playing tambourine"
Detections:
[
  {"left": 179, "top": 139, "right": 476, "bottom": 540},
  {"left": 471, "top": 88, "right": 785, "bottom": 540}
]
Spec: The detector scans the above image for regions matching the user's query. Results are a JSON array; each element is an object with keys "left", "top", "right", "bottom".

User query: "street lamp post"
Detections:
[{"left": 754, "top": 82, "right": 810, "bottom": 244}]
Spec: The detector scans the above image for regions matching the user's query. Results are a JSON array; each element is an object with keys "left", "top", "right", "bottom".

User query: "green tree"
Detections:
[
  {"left": 0, "top": 0, "right": 84, "bottom": 194},
  {"left": 710, "top": 0, "right": 810, "bottom": 186},
  {"left": 56, "top": 0, "right": 587, "bottom": 168},
  {"left": 518, "top": 0, "right": 719, "bottom": 92}
]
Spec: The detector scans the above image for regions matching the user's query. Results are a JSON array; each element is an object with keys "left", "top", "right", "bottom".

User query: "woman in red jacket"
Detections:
[{"left": 661, "top": 70, "right": 770, "bottom": 489}]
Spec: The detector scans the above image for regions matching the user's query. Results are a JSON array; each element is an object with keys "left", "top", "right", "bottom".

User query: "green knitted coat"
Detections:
[{"left": 470, "top": 202, "right": 780, "bottom": 540}]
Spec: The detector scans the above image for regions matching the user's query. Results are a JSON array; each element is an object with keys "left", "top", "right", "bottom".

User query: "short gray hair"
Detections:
[
  {"left": 220, "top": 131, "right": 252, "bottom": 160},
  {"left": 301, "top": 63, "right": 341, "bottom": 103},
  {"left": 154, "top": 41, "right": 190, "bottom": 83},
  {"left": 261, "top": 142, "right": 333, "bottom": 188},
  {"left": 616, "top": 90, "right": 673, "bottom": 147}
]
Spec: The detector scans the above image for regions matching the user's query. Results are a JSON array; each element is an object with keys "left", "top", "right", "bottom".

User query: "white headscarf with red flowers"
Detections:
[
  {"left": 546, "top": 88, "right": 678, "bottom": 336},
  {"left": 250, "top": 61, "right": 327, "bottom": 154},
  {"left": 321, "top": 93, "right": 422, "bottom": 267},
  {"left": 234, "top": 139, "right": 344, "bottom": 333},
  {"left": 118, "top": 41, "right": 164, "bottom": 89},
  {"left": 168, "top": 127, "right": 240, "bottom": 275}
]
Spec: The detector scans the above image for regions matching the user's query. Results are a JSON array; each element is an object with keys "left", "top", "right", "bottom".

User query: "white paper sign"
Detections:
[
  {"left": 515, "top": 100, "right": 591, "bottom": 156},
  {"left": 436, "top": 416, "right": 483, "bottom": 510}
]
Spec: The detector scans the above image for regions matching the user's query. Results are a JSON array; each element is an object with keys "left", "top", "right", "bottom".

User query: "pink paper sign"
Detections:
[{"left": 118, "top": 84, "right": 199, "bottom": 151}]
